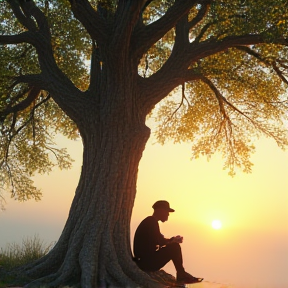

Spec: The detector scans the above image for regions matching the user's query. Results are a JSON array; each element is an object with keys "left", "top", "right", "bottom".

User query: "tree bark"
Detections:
[
  {"left": 5, "top": 2, "right": 183, "bottom": 286},
  {"left": 18, "top": 89, "right": 163, "bottom": 287}
]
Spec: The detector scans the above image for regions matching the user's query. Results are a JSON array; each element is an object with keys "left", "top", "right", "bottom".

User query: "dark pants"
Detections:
[{"left": 136, "top": 243, "right": 185, "bottom": 274}]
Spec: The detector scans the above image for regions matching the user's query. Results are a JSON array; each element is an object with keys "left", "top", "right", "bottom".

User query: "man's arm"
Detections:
[{"left": 167, "top": 235, "right": 183, "bottom": 245}]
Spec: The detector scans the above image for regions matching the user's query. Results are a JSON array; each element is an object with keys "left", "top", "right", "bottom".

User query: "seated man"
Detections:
[{"left": 133, "top": 200, "right": 203, "bottom": 284}]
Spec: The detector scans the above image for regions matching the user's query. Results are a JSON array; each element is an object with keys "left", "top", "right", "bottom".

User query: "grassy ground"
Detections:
[{"left": 0, "top": 235, "right": 53, "bottom": 288}]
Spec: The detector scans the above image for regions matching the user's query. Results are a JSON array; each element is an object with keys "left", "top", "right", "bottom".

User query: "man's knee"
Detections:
[
  {"left": 166, "top": 242, "right": 182, "bottom": 256},
  {"left": 170, "top": 242, "right": 181, "bottom": 250}
]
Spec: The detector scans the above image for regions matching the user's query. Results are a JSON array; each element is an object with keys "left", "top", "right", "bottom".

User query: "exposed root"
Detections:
[
  {"left": 22, "top": 273, "right": 59, "bottom": 288},
  {"left": 22, "top": 271, "right": 81, "bottom": 288}
]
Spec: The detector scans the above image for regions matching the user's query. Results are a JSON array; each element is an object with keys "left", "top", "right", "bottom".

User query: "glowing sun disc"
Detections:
[{"left": 212, "top": 219, "right": 222, "bottom": 229}]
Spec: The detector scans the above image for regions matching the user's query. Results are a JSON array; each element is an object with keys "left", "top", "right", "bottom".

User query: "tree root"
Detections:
[
  {"left": 22, "top": 271, "right": 81, "bottom": 288},
  {"left": 4, "top": 263, "right": 178, "bottom": 288}
]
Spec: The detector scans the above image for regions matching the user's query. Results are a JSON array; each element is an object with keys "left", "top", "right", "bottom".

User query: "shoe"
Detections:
[{"left": 177, "top": 271, "right": 203, "bottom": 284}]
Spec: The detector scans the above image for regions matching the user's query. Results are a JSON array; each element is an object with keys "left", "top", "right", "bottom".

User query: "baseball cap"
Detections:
[{"left": 152, "top": 200, "right": 175, "bottom": 212}]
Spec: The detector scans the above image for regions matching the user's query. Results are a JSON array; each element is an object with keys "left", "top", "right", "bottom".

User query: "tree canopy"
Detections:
[
  {"left": 1, "top": 0, "right": 288, "bottom": 287},
  {"left": 1, "top": 0, "right": 288, "bottom": 201}
]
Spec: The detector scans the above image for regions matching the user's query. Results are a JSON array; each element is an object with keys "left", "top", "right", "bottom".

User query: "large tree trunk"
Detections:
[
  {"left": 21, "top": 123, "right": 161, "bottom": 287},
  {"left": 12, "top": 14, "right": 168, "bottom": 284},
  {"left": 18, "top": 79, "right": 164, "bottom": 287}
]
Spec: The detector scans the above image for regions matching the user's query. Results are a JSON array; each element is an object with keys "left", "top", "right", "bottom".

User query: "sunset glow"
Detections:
[
  {"left": 1, "top": 136, "right": 288, "bottom": 288},
  {"left": 211, "top": 219, "right": 222, "bottom": 229}
]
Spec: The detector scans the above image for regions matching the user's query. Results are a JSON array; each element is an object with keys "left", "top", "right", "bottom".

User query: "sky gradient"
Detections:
[{"left": 0, "top": 133, "right": 287, "bottom": 288}]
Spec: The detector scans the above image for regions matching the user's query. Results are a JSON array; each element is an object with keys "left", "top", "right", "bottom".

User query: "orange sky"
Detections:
[{"left": 0, "top": 133, "right": 288, "bottom": 288}]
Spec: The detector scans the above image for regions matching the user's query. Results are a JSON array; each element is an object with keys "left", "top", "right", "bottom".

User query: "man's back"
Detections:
[{"left": 133, "top": 216, "right": 165, "bottom": 259}]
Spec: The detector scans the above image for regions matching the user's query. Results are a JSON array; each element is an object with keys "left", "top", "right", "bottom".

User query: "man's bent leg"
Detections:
[
  {"left": 137, "top": 243, "right": 185, "bottom": 273},
  {"left": 158, "top": 243, "right": 203, "bottom": 284},
  {"left": 162, "top": 242, "right": 185, "bottom": 275},
  {"left": 136, "top": 249, "right": 171, "bottom": 272}
]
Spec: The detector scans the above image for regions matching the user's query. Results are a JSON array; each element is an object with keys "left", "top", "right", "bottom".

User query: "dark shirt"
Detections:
[{"left": 133, "top": 216, "right": 169, "bottom": 260}]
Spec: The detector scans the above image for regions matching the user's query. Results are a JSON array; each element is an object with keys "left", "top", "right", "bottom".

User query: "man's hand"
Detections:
[{"left": 170, "top": 235, "right": 183, "bottom": 244}]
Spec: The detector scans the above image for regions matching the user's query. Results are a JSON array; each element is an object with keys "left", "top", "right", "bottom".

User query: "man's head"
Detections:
[{"left": 152, "top": 200, "right": 174, "bottom": 222}]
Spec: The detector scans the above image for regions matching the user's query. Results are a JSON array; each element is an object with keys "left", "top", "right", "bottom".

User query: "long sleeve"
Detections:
[{"left": 133, "top": 216, "right": 168, "bottom": 259}]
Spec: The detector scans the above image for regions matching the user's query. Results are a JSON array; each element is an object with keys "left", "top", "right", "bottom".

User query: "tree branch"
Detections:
[
  {"left": 132, "top": 0, "right": 197, "bottom": 58},
  {"left": 174, "top": 14, "right": 190, "bottom": 50},
  {"left": 7, "top": 0, "right": 37, "bottom": 31},
  {"left": 272, "top": 61, "right": 288, "bottom": 85},
  {"left": 138, "top": 66, "right": 201, "bottom": 114},
  {"left": 19, "top": 0, "right": 51, "bottom": 37},
  {"left": 199, "top": 75, "right": 283, "bottom": 142},
  {"left": 139, "top": 31, "right": 288, "bottom": 114},
  {"left": 4, "top": 0, "right": 90, "bottom": 122},
  {"left": 173, "top": 0, "right": 212, "bottom": 52},
  {"left": 3, "top": 93, "right": 51, "bottom": 165},
  {"left": 0, "top": 87, "right": 41, "bottom": 119},
  {"left": 188, "top": 0, "right": 211, "bottom": 30},
  {"left": 163, "top": 82, "right": 191, "bottom": 125},
  {"left": 111, "top": 0, "right": 148, "bottom": 50},
  {"left": 4, "top": 1, "right": 53, "bottom": 57},
  {"left": 137, "top": 5, "right": 275, "bottom": 111},
  {"left": 142, "top": 0, "right": 153, "bottom": 11},
  {"left": 235, "top": 46, "right": 288, "bottom": 86},
  {"left": 194, "top": 14, "right": 254, "bottom": 43},
  {"left": 201, "top": 75, "right": 258, "bottom": 123},
  {"left": 188, "top": 34, "right": 267, "bottom": 61},
  {"left": 68, "top": 0, "right": 107, "bottom": 44},
  {"left": 15, "top": 74, "right": 47, "bottom": 88},
  {"left": 200, "top": 76, "right": 229, "bottom": 120},
  {"left": 117, "top": 0, "right": 148, "bottom": 22},
  {"left": 0, "top": 32, "right": 36, "bottom": 45}
]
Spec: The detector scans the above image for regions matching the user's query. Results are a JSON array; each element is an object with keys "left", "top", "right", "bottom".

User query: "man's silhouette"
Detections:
[{"left": 133, "top": 200, "right": 203, "bottom": 284}]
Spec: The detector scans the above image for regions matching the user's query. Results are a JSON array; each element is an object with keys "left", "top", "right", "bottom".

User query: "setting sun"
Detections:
[{"left": 211, "top": 219, "right": 222, "bottom": 229}]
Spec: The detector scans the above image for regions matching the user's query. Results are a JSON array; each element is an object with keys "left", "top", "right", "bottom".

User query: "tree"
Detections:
[{"left": 1, "top": 0, "right": 288, "bottom": 287}]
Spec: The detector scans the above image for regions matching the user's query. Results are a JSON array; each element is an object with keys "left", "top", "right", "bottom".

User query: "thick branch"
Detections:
[
  {"left": 188, "top": 0, "right": 212, "bottom": 30},
  {"left": 5, "top": 0, "right": 91, "bottom": 122},
  {"left": 138, "top": 68, "right": 201, "bottom": 114},
  {"left": 0, "top": 32, "right": 36, "bottom": 45},
  {"left": 116, "top": 0, "right": 147, "bottom": 24},
  {"left": 5, "top": 1, "right": 53, "bottom": 59},
  {"left": 68, "top": 0, "right": 107, "bottom": 44},
  {"left": 174, "top": 15, "right": 190, "bottom": 49},
  {"left": 111, "top": 0, "right": 148, "bottom": 50},
  {"left": 132, "top": 0, "right": 197, "bottom": 58},
  {"left": 139, "top": 33, "right": 286, "bottom": 113},
  {"left": 140, "top": 35, "right": 262, "bottom": 107},
  {"left": 137, "top": 8, "right": 284, "bottom": 112},
  {"left": 15, "top": 74, "right": 48, "bottom": 89},
  {"left": 19, "top": 0, "right": 51, "bottom": 37},
  {"left": 7, "top": 0, "right": 37, "bottom": 31},
  {"left": 173, "top": 0, "right": 212, "bottom": 52},
  {"left": 187, "top": 33, "right": 287, "bottom": 61}
]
